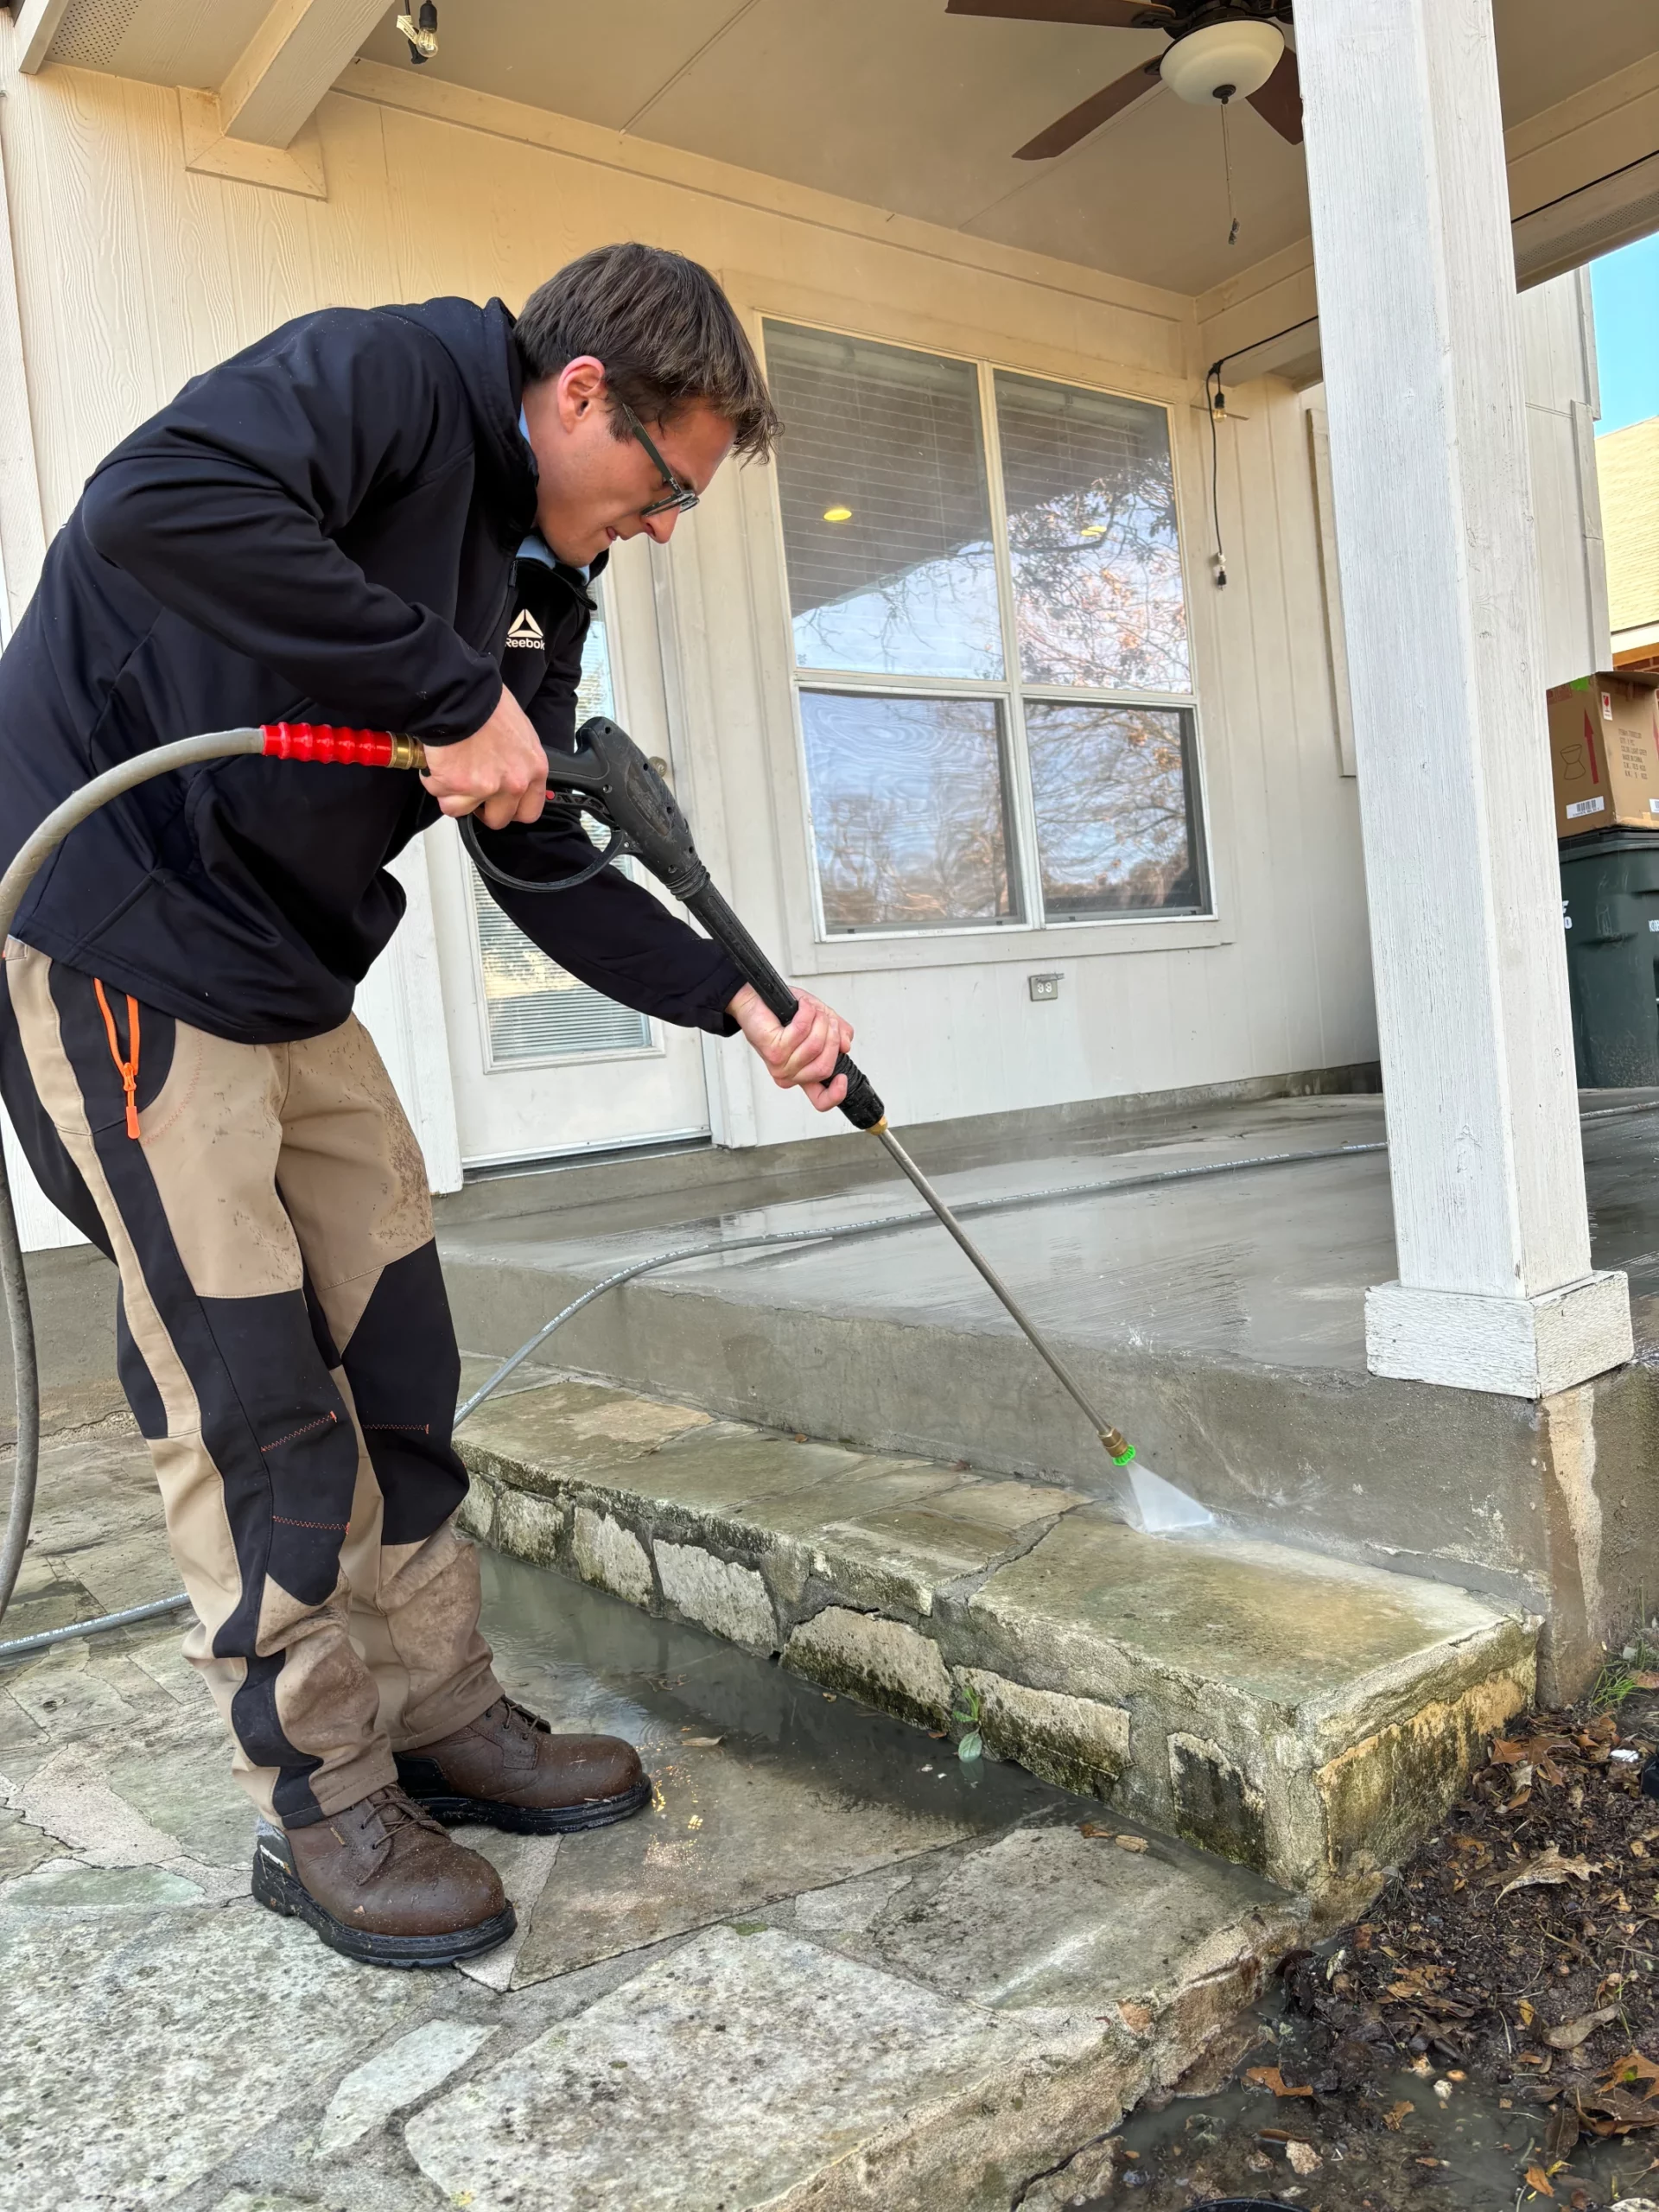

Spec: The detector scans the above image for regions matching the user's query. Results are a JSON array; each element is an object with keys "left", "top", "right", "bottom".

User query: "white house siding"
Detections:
[
  {"left": 0, "top": 51, "right": 1484, "bottom": 1231},
  {"left": 1516, "top": 269, "right": 1613, "bottom": 688}
]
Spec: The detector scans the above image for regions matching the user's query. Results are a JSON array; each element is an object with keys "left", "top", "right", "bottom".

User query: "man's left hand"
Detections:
[{"left": 727, "top": 984, "right": 852, "bottom": 1114}]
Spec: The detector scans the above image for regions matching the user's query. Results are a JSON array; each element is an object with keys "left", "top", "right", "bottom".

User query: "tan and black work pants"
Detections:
[{"left": 0, "top": 945, "right": 502, "bottom": 1826}]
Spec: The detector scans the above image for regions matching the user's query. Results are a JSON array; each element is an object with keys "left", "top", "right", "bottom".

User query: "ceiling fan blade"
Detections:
[
  {"left": 1014, "top": 61, "right": 1162, "bottom": 158},
  {"left": 946, "top": 1, "right": 1173, "bottom": 28},
  {"left": 1247, "top": 44, "right": 1303, "bottom": 143}
]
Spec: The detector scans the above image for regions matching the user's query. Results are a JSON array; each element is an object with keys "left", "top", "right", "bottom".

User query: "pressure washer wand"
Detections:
[
  {"left": 458, "top": 709, "right": 1164, "bottom": 1486},
  {"left": 683, "top": 875, "right": 1141, "bottom": 1469}
]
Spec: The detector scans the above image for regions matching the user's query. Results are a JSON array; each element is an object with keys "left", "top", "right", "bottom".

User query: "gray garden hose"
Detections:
[
  {"left": 0, "top": 729, "right": 1651, "bottom": 1658},
  {"left": 0, "top": 730, "right": 270, "bottom": 1644}
]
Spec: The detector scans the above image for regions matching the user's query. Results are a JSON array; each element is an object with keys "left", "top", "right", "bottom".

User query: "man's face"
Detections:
[{"left": 522, "top": 355, "right": 735, "bottom": 569}]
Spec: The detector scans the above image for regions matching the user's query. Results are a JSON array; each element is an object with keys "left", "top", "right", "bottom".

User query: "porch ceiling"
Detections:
[{"left": 341, "top": 0, "right": 1659, "bottom": 296}]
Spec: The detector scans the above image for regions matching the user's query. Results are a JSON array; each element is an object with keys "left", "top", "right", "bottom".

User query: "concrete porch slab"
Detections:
[
  {"left": 456, "top": 1373, "right": 1535, "bottom": 1896},
  {"left": 438, "top": 1091, "right": 1659, "bottom": 1690}
]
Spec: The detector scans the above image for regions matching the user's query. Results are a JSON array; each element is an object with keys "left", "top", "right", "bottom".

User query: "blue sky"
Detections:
[{"left": 1592, "top": 233, "right": 1659, "bottom": 435}]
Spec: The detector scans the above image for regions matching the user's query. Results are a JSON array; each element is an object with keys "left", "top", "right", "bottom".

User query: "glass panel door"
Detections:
[{"left": 427, "top": 547, "right": 713, "bottom": 1168}]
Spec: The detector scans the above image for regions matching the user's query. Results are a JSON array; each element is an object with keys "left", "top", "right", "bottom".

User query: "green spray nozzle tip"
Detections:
[{"left": 1111, "top": 1444, "right": 1136, "bottom": 1465}]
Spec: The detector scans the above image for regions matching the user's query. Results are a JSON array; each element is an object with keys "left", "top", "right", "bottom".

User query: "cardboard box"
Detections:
[{"left": 1548, "top": 673, "right": 1659, "bottom": 838}]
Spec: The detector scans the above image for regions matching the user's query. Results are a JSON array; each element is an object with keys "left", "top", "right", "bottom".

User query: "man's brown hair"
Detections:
[{"left": 517, "top": 242, "right": 780, "bottom": 462}]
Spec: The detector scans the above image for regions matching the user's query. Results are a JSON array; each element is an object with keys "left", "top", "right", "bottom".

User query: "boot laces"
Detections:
[{"left": 355, "top": 1783, "right": 446, "bottom": 1873}]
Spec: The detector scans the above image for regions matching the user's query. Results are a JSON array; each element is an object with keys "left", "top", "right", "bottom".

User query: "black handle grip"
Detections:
[
  {"left": 831, "top": 1052, "right": 887, "bottom": 1131},
  {"left": 685, "top": 883, "right": 886, "bottom": 1130}
]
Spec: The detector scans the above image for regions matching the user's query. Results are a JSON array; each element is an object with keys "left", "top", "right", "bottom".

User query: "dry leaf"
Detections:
[
  {"left": 1383, "top": 2100, "right": 1414, "bottom": 2130},
  {"left": 1545, "top": 2103, "right": 1581, "bottom": 2159},
  {"left": 1285, "top": 2140, "right": 1321, "bottom": 2176},
  {"left": 1243, "top": 2065, "right": 1313, "bottom": 2099},
  {"left": 1525, "top": 2166, "right": 1555, "bottom": 2198},
  {"left": 1604, "top": 2050, "right": 1659, "bottom": 2091},
  {"left": 1115, "top": 1834, "right": 1150, "bottom": 1853},
  {"left": 1493, "top": 1738, "right": 1530, "bottom": 1763},
  {"left": 1545, "top": 2006, "right": 1620, "bottom": 2052},
  {"left": 1631, "top": 1671, "right": 1659, "bottom": 1689},
  {"left": 1118, "top": 2001, "right": 1154, "bottom": 2036},
  {"left": 1577, "top": 2084, "right": 1659, "bottom": 2133},
  {"left": 1497, "top": 1845, "right": 1601, "bottom": 1899},
  {"left": 1519, "top": 1999, "right": 1537, "bottom": 2027}
]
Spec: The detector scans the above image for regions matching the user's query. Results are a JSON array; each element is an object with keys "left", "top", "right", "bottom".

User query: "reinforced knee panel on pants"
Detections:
[{"left": 1, "top": 947, "right": 498, "bottom": 1823}]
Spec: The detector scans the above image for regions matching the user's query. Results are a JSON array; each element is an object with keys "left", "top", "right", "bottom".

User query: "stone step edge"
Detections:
[{"left": 456, "top": 1427, "right": 1534, "bottom": 1903}]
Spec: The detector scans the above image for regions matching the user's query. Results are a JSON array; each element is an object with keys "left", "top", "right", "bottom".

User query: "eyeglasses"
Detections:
[{"left": 617, "top": 398, "right": 700, "bottom": 519}]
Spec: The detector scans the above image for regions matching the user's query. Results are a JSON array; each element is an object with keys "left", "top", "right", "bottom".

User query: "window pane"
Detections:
[
  {"left": 995, "top": 372, "right": 1190, "bottom": 693},
  {"left": 800, "top": 691, "right": 1020, "bottom": 931},
  {"left": 766, "top": 322, "right": 1003, "bottom": 680},
  {"left": 472, "top": 610, "right": 652, "bottom": 1062},
  {"left": 575, "top": 601, "right": 615, "bottom": 722},
  {"left": 1026, "top": 702, "right": 1203, "bottom": 917}
]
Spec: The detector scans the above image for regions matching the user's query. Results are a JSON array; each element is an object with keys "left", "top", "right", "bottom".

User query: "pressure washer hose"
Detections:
[
  {"left": 0, "top": 725, "right": 1652, "bottom": 1660},
  {"left": 0, "top": 725, "right": 416, "bottom": 1651}
]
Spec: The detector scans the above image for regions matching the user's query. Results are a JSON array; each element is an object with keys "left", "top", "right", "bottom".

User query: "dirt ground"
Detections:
[{"left": 1089, "top": 1679, "right": 1659, "bottom": 2212}]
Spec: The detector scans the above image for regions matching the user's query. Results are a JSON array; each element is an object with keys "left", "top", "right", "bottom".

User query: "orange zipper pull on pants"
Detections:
[{"left": 92, "top": 976, "right": 142, "bottom": 1138}]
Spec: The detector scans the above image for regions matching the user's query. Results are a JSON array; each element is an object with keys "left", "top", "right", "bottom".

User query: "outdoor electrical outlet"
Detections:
[{"left": 1028, "top": 973, "right": 1062, "bottom": 1002}]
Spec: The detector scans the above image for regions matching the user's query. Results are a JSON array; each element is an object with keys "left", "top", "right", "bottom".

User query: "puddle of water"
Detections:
[
  {"left": 1103, "top": 1980, "right": 1659, "bottom": 2210},
  {"left": 478, "top": 1547, "right": 1078, "bottom": 1835}
]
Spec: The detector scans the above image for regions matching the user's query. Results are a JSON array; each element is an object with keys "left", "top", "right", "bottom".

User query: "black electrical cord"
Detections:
[{"left": 1205, "top": 362, "right": 1228, "bottom": 588}]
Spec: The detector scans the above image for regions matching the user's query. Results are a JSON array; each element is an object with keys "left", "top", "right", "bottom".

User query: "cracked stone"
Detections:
[
  {"left": 570, "top": 1507, "right": 653, "bottom": 1606},
  {"left": 1, "top": 1899, "right": 426, "bottom": 2206},
  {"left": 783, "top": 1606, "right": 955, "bottom": 1726},
  {"left": 956, "top": 1669, "right": 1130, "bottom": 1800},
  {"left": 315, "top": 2018, "right": 499, "bottom": 2155},
  {"left": 654, "top": 1539, "right": 775, "bottom": 1649},
  {"left": 404, "top": 1923, "right": 1072, "bottom": 2212}
]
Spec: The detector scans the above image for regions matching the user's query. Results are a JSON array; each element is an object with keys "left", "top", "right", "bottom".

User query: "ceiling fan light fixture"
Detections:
[{"left": 1160, "top": 18, "right": 1283, "bottom": 106}]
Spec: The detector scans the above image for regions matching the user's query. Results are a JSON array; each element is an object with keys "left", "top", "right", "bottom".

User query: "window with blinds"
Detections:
[
  {"left": 765, "top": 321, "right": 1205, "bottom": 937},
  {"left": 469, "top": 601, "right": 654, "bottom": 1065}
]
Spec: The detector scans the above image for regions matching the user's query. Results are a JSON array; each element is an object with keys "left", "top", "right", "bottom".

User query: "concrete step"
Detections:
[{"left": 455, "top": 1370, "right": 1536, "bottom": 1903}]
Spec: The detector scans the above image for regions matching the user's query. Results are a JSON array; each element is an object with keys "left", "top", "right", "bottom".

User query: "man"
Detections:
[{"left": 0, "top": 242, "right": 852, "bottom": 1967}]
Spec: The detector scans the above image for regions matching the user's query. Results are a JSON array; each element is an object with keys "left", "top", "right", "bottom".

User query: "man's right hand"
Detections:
[{"left": 421, "top": 688, "right": 549, "bottom": 829}]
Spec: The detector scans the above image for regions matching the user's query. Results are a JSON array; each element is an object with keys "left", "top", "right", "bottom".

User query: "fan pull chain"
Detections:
[{"left": 1220, "top": 95, "right": 1240, "bottom": 248}]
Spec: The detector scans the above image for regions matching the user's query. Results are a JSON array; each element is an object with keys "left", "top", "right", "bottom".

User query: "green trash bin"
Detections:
[{"left": 1560, "top": 828, "right": 1659, "bottom": 1087}]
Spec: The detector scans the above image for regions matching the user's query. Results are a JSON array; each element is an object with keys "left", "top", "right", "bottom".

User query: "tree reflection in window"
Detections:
[
  {"left": 763, "top": 319, "right": 1205, "bottom": 934},
  {"left": 799, "top": 692, "right": 1018, "bottom": 931},
  {"left": 1027, "top": 702, "right": 1200, "bottom": 917},
  {"left": 995, "top": 372, "right": 1189, "bottom": 695}
]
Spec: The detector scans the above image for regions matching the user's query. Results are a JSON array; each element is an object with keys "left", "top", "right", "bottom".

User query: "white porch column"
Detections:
[{"left": 1296, "top": 0, "right": 1631, "bottom": 1398}]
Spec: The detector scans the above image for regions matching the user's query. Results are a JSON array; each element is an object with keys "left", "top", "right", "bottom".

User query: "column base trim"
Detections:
[{"left": 1365, "top": 1272, "right": 1633, "bottom": 1397}]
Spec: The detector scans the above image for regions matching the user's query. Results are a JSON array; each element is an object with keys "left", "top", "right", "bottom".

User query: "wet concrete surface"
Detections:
[
  {"left": 437, "top": 1093, "right": 1659, "bottom": 1651},
  {"left": 0, "top": 1427, "right": 1302, "bottom": 2210},
  {"left": 442, "top": 1091, "right": 1659, "bottom": 1375},
  {"left": 444, "top": 1094, "right": 1397, "bottom": 1373}
]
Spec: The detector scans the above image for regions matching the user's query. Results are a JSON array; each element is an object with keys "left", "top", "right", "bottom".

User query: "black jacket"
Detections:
[{"left": 0, "top": 296, "right": 742, "bottom": 1042}]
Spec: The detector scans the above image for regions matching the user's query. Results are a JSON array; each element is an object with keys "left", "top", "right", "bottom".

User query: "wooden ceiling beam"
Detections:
[
  {"left": 218, "top": 0, "right": 393, "bottom": 148},
  {"left": 12, "top": 0, "right": 77, "bottom": 75}
]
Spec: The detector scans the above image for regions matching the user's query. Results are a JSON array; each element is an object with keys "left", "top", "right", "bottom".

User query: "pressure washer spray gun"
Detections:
[{"left": 0, "top": 716, "right": 1210, "bottom": 1566}]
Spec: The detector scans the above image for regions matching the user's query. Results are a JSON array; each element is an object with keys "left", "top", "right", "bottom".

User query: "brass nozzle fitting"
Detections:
[{"left": 1100, "top": 1427, "right": 1135, "bottom": 1465}]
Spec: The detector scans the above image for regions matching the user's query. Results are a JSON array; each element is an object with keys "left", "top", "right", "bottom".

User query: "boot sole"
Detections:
[
  {"left": 251, "top": 1840, "right": 517, "bottom": 1969},
  {"left": 402, "top": 1773, "right": 654, "bottom": 1836}
]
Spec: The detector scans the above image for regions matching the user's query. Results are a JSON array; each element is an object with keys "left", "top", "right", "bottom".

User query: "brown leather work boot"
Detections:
[
  {"left": 251, "top": 1783, "right": 515, "bottom": 1968},
  {"left": 395, "top": 1696, "right": 652, "bottom": 1835}
]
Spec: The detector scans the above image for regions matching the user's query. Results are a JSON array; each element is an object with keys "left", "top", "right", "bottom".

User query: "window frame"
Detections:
[{"left": 758, "top": 322, "right": 1215, "bottom": 946}]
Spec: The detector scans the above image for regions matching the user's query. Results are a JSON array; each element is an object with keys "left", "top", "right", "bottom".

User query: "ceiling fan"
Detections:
[{"left": 946, "top": 0, "right": 1302, "bottom": 162}]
